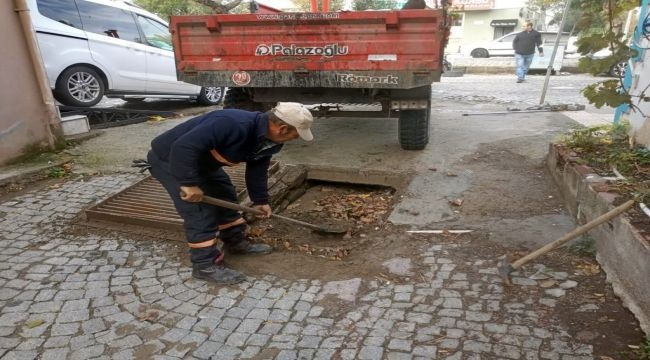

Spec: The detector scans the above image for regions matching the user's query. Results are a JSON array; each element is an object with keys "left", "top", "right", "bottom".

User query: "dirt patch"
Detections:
[
  {"left": 453, "top": 147, "right": 563, "bottom": 219},
  {"left": 232, "top": 182, "right": 427, "bottom": 281}
]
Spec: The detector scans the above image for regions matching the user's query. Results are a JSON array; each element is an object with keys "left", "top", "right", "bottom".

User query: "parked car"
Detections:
[
  {"left": 462, "top": 31, "right": 572, "bottom": 58},
  {"left": 28, "top": 0, "right": 224, "bottom": 107}
]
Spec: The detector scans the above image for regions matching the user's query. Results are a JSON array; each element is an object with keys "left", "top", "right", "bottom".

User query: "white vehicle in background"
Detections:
[
  {"left": 28, "top": 0, "right": 224, "bottom": 107},
  {"left": 463, "top": 31, "right": 572, "bottom": 58}
]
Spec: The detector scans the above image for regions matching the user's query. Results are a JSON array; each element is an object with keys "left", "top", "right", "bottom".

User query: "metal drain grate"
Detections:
[{"left": 86, "top": 162, "right": 279, "bottom": 231}]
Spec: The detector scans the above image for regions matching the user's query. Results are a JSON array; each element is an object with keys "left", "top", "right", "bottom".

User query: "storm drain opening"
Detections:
[{"left": 84, "top": 164, "right": 420, "bottom": 280}]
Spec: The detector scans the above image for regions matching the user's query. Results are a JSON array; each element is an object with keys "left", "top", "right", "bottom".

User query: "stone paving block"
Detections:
[
  {"left": 358, "top": 345, "right": 384, "bottom": 359},
  {"left": 215, "top": 344, "right": 242, "bottom": 359},
  {"left": 2, "top": 350, "right": 39, "bottom": 360},
  {"left": 104, "top": 311, "right": 134, "bottom": 323},
  {"left": 160, "top": 328, "right": 190, "bottom": 343},
  {"left": 225, "top": 332, "right": 249, "bottom": 347},
  {"left": 69, "top": 334, "right": 95, "bottom": 349},
  {"left": 108, "top": 334, "right": 143, "bottom": 349},
  {"left": 70, "top": 344, "right": 104, "bottom": 360},
  {"left": 269, "top": 309, "right": 292, "bottom": 322},
  {"left": 240, "top": 346, "right": 261, "bottom": 359},
  {"left": 15, "top": 337, "right": 44, "bottom": 351},
  {"left": 193, "top": 340, "right": 223, "bottom": 359},
  {"left": 41, "top": 347, "right": 69, "bottom": 360},
  {"left": 50, "top": 322, "right": 79, "bottom": 336}
]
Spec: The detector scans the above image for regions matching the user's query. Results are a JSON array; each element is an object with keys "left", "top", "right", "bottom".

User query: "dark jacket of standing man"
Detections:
[
  {"left": 512, "top": 21, "right": 543, "bottom": 83},
  {"left": 147, "top": 102, "right": 314, "bottom": 284}
]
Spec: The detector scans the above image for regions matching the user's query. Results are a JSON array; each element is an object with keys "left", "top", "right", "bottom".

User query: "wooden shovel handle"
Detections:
[
  {"left": 511, "top": 199, "right": 635, "bottom": 270},
  {"left": 200, "top": 195, "right": 330, "bottom": 232}
]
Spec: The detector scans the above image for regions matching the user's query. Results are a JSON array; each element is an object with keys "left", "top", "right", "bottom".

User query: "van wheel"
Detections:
[
  {"left": 54, "top": 66, "right": 104, "bottom": 107},
  {"left": 223, "top": 88, "right": 266, "bottom": 111},
  {"left": 398, "top": 105, "right": 430, "bottom": 150},
  {"left": 197, "top": 86, "right": 225, "bottom": 106}
]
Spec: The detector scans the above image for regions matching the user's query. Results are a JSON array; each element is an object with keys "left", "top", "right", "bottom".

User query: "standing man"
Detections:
[
  {"left": 147, "top": 102, "right": 314, "bottom": 284},
  {"left": 512, "top": 21, "right": 544, "bottom": 83}
]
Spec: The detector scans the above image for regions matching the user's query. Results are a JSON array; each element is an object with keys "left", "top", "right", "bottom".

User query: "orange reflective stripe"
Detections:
[
  {"left": 188, "top": 238, "right": 217, "bottom": 248},
  {"left": 218, "top": 218, "right": 246, "bottom": 230},
  {"left": 210, "top": 149, "right": 238, "bottom": 167}
]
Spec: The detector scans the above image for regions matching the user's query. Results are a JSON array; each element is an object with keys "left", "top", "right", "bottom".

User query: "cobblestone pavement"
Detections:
[{"left": 1, "top": 174, "right": 603, "bottom": 360}]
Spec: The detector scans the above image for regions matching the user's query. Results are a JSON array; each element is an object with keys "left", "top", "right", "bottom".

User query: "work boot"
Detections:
[
  {"left": 225, "top": 240, "right": 272, "bottom": 255},
  {"left": 192, "top": 264, "right": 246, "bottom": 284}
]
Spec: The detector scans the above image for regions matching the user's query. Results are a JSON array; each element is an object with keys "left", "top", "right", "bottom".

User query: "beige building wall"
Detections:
[
  {"left": 0, "top": 1, "right": 61, "bottom": 166},
  {"left": 446, "top": 0, "right": 543, "bottom": 55}
]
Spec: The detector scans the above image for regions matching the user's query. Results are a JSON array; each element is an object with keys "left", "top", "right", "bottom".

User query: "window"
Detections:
[
  {"left": 76, "top": 0, "right": 141, "bottom": 43},
  {"left": 36, "top": 0, "right": 83, "bottom": 29},
  {"left": 137, "top": 16, "right": 173, "bottom": 51},
  {"left": 493, "top": 26, "right": 514, "bottom": 38}
]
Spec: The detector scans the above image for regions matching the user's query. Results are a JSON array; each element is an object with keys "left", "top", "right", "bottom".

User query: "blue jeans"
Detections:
[{"left": 515, "top": 53, "right": 534, "bottom": 80}]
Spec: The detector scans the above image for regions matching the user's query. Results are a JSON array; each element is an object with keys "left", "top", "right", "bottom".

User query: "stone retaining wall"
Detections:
[{"left": 547, "top": 143, "right": 650, "bottom": 335}]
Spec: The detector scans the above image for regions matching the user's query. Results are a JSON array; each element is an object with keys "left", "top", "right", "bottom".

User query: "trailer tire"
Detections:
[
  {"left": 223, "top": 88, "right": 265, "bottom": 111},
  {"left": 398, "top": 106, "right": 430, "bottom": 150}
]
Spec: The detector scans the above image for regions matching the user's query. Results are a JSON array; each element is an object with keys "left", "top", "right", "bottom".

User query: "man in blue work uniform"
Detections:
[
  {"left": 147, "top": 102, "right": 314, "bottom": 284},
  {"left": 513, "top": 21, "right": 544, "bottom": 83}
]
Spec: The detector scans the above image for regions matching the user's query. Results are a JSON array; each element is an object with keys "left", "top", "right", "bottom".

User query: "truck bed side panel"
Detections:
[{"left": 170, "top": 10, "right": 448, "bottom": 89}]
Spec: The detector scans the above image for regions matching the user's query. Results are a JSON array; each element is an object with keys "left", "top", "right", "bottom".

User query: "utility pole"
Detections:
[{"left": 539, "top": 0, "right": 572, "bottom": 105}]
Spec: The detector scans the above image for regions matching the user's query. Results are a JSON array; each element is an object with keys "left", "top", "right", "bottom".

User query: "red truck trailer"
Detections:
[{"left": 170, "top": 6, "right": 450, "bottom": 150}]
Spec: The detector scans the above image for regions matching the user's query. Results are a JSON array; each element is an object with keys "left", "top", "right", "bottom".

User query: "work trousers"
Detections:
[{"left": 147, "top": 151, "right": 245, "bottom": 266}]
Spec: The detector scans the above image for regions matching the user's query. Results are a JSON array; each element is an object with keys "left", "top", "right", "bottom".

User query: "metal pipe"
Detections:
[
  {"left": 14, "top": 0, "right": 60, "bottom": 147},
  {"left": 310, "top": 0, "right": 318, "bottom": 12},
  {"left": 322, "top": 0, "right": 330, "bottom": 12},
  {"left": 539, "top": 0, "right": 572, "bottom": 105}
]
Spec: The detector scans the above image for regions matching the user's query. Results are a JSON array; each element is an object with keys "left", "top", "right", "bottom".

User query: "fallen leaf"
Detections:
[
  {"left": 25, "top": 319, "right": 45, "bottom": 328},
  {"left": 539, "top": 279, "right": 557, "bottom": 288},
  {"left": 449, "top": 198, "right": 463, "bottom": 206}
]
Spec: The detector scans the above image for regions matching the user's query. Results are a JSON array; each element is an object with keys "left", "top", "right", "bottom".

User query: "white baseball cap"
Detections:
[{"left": 273, "top": 102, "right": 314, "bottom": 141}]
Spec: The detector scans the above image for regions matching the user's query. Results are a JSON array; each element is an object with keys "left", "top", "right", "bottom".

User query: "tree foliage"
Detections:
[
  {"left": 574, "top": 0, "right": 640, "bottom": 109},
  {"left": 353, "top": 0, "right": 399, "bottom": 10},
  {"left": 293, "top": 0, "right": 346, "bottom": 11},
  {"left": 133, "top": 0, "right": 245, "bottom": 20}
]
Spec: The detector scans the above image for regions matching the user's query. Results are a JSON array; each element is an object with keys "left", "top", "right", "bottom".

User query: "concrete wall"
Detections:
[{"left": 0, "top": 1, "right": 61, "bottom": 166}]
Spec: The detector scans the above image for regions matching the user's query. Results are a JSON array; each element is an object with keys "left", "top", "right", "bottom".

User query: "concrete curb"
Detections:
[{"left": 547, "top": 143, "right": 650, "bottom": 335}]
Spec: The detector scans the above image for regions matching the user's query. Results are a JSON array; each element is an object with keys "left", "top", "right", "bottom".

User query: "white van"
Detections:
[{"left": 28, "top": 0, "right": 224, "bottom": 107}]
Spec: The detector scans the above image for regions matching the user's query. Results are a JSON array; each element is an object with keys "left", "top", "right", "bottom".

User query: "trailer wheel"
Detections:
[
  {"left": 223, "top": 88, "right": 265, "bottom": 111},
  {"left": 398, "top": 105, "right": 430, "bottom": 150}
]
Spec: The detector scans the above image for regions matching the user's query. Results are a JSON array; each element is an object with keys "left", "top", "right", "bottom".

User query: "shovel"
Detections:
[
  {"left": 200, "top": 195, "right": 348, "bottom": 234},
  {"left": 497, "top": 199, "right": 634, "bottom": 285}
]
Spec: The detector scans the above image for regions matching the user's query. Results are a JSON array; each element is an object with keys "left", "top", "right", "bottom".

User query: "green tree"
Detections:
[
  {"left": 292, "top": 0, "right": 346, "bottom": 11},
  {"left": 353, "top": 0, "right": 399, "bottom": 10},
  {"left": 133, "top": 0, "right": 244, "bottom": 20},
  {"left": 575, "top": 0, "right": 640, "bottom": 109}
]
